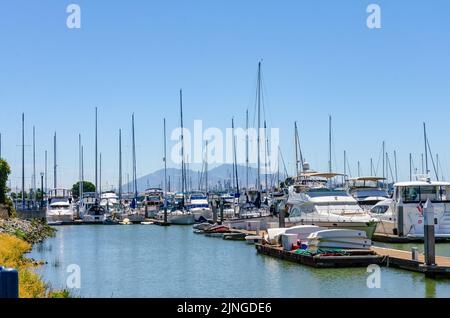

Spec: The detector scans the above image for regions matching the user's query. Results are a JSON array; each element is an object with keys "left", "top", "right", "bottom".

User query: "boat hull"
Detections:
[
  {"left": 287, "top": 219, "right": 378, "bottom": 240},
  {"left": 168, "top": 213, "right": 195, "bottom": 225}
]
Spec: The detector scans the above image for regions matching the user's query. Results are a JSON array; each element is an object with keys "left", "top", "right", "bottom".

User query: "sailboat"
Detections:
[
  {"left": 157, "top": 90, "right": 195, "bottom": 225},
  {"left": 46, "top": 133, "right": 75, "bottom": 225},
  {"left": 82, "top": 107, "right": 107, "bottom": 224},
  {"left": 125, "top": 113, "right": 145, "bottom": 224}
]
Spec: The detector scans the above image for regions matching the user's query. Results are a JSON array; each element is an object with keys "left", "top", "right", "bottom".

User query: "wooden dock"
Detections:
[
  {"left": 256, "top": 244, "right": 450, "bottom": 278},
  {"left": 373, "top": 233, "right": 450, "bottom": 243}
]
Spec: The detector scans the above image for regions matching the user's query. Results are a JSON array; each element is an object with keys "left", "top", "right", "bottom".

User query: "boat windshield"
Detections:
[
  {"left": 50, "top": 205, "right": 69, "bottom": 210},
  {"left": 307, "top": 189, "right": 349, "bottom": 198},
  {"left": 352, "top": 189, "right": 388, "bottom": 199},
  {"left": 348, "top": 180, "right": 382, "bottom": 188},
  {"left": 398, "top": 185, "right": 450, "bottom": 203}
]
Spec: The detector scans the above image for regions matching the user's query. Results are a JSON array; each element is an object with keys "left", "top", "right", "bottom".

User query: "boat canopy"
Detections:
[
  {"left": 349, "top": 176, "right": 386, "bottom": 182},
  {"left": 302, "top": 172, "right": 345, "bottom": 179}
]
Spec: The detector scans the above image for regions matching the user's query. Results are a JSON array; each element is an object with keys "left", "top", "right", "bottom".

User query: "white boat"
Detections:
[
  {"left": 82, "top": 204, "right": 107, "bottom": 224},
  {"left": 100, "top": 191, "right": 120, "bottom": 214},
  {"left": 347, "top": 177, "right": 390, "bottom": 209},
  {"left": 144, "top": 188, "right": 164, "bottom": 218},
  {"left": 370, "top": 178, "right": 450, "bottom": 239},
  {"left": 188, "top": 193, "right": 212, "bottom": 221},
  {"left": 46, "top": 189, "right": 75, "bottom": 224},
  {"left": 307, "top": 229, "right": 372, "bottom": 250},
  {"left": 267, "top": 225, "right": 327, "bottom": 245},
  {"left": 79, "top": 192, "right": 97, "bottom": 219},
  {"left": 156, "top": 208, "right": 195, "bottom": 225},
  {"left": 284, "top": 172, "right": 379, "bottom": 239}
]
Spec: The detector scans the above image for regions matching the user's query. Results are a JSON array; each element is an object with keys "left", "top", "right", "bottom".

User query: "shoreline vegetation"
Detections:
[{"left": 0, "top": 215, "right": 70, "bottom": 298}]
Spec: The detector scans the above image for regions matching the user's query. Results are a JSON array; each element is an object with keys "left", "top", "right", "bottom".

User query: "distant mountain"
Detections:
[{"left": 122, "top": 164, "right": 278, "bottom": 193}]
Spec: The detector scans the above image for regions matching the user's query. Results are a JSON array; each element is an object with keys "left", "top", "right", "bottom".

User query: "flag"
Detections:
[{"left": 417, "top": 201, "right": 424, "bottom": 215}]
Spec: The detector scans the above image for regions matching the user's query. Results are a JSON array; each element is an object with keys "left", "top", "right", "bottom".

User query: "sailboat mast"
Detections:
[
  {"left": 132, "top": 113, "right": 137, "bottom": 199},
  {"left": 232, "top": 118, "right": 239, "bottom": 196},
  {"left": 294, "top": 122, "right": 299, "bottom": 177},
  {"left": 394, "top": 150, "right": 398, "bottom": 183},
  {"left": 81, "top": 146, "right": 84, "bottom": 198},
  {"left": 99, "top": 153, "right": 102, "bottom": 196},
  {"left": 53, "top": 132, "right": 57, "bottom": 189},
  {"left": 246, "top": 109, "right": 249, "bottom": 190},
  {"left": 424, "top": 122, "right": 429, "bottom": 175},
  {"left": 21, "top": 113, "right": 25, "bottom": 208},
  {"left": 409, "top": 153, "right": 413, "bottom": 181},
  {"left": 44, "top": 150, "right": 47, "bottom": 194},
  {"left": 382, "top": 141, "right": 385, "bottom": 181},
  {"left": 205, "top": 140, "right": 208, "bottom": 193},
  {"left": 343, "top": 150, "right": 347, "bottom": 183},
  {"left": 95, "top": 107, "right": 98, "bottom": 202},
  {"left": 264, "top": 120, "right": 268, "bottom": 191},
  {"left": 257, "top": 62, "right": 261, "bottom": 191},
  {"left": 118, "top": 129, "right": 122, "bottom": 203},
  {"left": 328, "top": 115, "right": 332, "bottom": 173},
  {"left": 180, "top": 90, "right": 186, "bottom": 207},
  {"left": 163, "top": 119, "right": 167, "bottom": 196},
  {"left": 32, "top": 126, "right": 36, "bottom": 204},
  {"left": 79, "top": 134, "right": 82, "bottom": 199}
]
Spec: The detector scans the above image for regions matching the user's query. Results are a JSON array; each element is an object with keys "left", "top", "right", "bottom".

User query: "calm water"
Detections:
[{"left": 27, "top": 225, "right": 450, "bottom": 298}]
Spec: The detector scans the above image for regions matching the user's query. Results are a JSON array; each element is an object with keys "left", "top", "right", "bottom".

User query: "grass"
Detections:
[{"left": 0, "top": 233, "right": 70, "bottom": 298}]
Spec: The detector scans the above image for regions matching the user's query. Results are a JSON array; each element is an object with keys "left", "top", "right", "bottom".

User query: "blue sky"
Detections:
[{"left": 1, "top": 0, "right": 450, "bottom": 190}]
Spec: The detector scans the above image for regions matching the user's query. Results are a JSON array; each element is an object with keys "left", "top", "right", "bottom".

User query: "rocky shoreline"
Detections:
[{"left": 0, "top": 218, "right": 56, "bottom": 244}]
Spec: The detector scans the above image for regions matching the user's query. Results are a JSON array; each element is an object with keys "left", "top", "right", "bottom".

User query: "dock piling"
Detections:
[
  {"left": 397, "top": 200, "right": 404, "bottom": 237},
  {"left": 424, "top": 199, "right": 436, "bottom": 267}
]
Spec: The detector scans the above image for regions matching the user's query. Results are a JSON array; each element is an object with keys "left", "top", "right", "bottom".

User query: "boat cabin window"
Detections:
[
  {"left": 371, "top": 205, "right": 389, "bottom": 214},
  {"left": 400, "top": 186, "right": 450, "bottom": 203},
  {"left": 50, "top": 205, "right": 69, "bottom": 210}
]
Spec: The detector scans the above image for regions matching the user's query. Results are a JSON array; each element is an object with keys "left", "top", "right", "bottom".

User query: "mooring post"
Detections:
[
  {"left": 212, "top": 197, "right": 218, "bottom": 224},
  {"left": 219, "top": 199, "right": 224, "bottom": 225},
  {"left": 0, "top": 267, "right": 19, "bottom": 298},
  {"left": 279, "top": 203, "right": 286, "bottom": 228},
  {"left": 424, "top": 199, "right": 436, "bottom": 267},
  {"left": 163, "top": 199, "right": 168, "bottom": 224},
  {"left": 397, "top": 199, "right": 404, "bottom": 237}
]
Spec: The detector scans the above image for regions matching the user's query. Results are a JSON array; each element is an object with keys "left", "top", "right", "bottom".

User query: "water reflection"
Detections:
[{"left": 26, "top": 225, "right": 450, "bottom": 298}]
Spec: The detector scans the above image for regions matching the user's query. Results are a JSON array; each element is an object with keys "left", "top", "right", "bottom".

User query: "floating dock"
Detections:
[
  {"left": 256, "top": 244, "right": 450, "bottom": 278},
  {"left": 373, "top": 233, "right": 450, "bottom": 243}
]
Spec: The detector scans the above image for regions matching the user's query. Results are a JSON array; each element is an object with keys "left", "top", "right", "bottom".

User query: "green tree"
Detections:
[
  {"left": 71, "top": 181, "right": 96, "bottom": 198},
  {"left": 0, "top": 159, "right": 11, "bottom": 204}
]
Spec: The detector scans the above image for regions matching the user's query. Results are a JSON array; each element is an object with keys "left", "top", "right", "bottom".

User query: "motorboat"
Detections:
[
  {"left": 307, "top": 229, "right": 372, "bottom": 251},
  {"left": 187, "top": 193, "right": 212, "bottom": 221},
  {"left": 100, "top": 191, "right": 120, "bottom": 214},
  {"left": 284, "top": 172, "right": 379, "bottom": 239},
  {"left": 144, "top": 188, "right": 164, "bottom": 218},
  {"left": 82, "top": 203, "right": 107, "bottom": 224},
  {"left": 46, "top": 189, "right": 75, "bottom": 224},
  {"left": 369, "top": 177, "right": 450, "bottom": 240},
  {"left": 347, "top": 177, "right": 390, "bottom": 209}
]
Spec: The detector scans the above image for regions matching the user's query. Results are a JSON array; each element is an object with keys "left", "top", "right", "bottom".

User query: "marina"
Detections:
[{"left": 1, "top": 1, "right": 450, "bottom": 303}]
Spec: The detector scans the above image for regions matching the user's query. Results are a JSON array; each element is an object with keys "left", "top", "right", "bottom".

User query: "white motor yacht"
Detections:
[
  {"left": 370, "top": 177, "right": 450, "bottom": 240},
  {"left": 46, "top": 189, "right": 75, "bottom": 224}
]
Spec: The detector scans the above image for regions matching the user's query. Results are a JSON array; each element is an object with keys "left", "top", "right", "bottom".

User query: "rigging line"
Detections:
[
  {"left": 374, "top": 143, "right": 383, "bottom": 177},
  {"left": 426, "top": 137, "right": 439, "bottom": 181}
]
